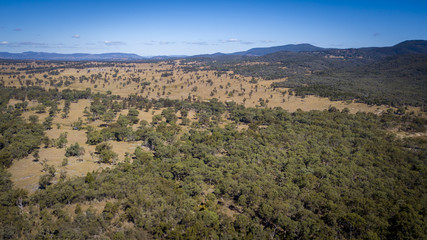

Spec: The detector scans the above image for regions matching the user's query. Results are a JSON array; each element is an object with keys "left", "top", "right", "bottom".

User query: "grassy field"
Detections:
[
  {"left": 2, "top": 60, "right": 413, "bottom": 113},
  {"left": 1, "top": 60, "right": 423, "bottom": 192}
]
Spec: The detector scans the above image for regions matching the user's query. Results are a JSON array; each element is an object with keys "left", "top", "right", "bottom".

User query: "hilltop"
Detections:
[{"left": 1, "top": 40, "right": 426, "bottom": 61}]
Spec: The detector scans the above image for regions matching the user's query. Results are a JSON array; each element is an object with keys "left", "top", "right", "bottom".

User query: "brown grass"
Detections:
[{"left": 4, "top": 60, "right": 425, "bottom": 193}]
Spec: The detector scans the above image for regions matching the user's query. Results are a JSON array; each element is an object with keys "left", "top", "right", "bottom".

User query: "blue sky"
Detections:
[{"left": 0, "top": 0, "right": 426, "bottom": 56}]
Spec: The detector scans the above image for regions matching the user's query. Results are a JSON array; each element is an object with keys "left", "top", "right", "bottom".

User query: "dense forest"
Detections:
[{"left": 0, "top": 86, "right": 426, "bottom": 239}]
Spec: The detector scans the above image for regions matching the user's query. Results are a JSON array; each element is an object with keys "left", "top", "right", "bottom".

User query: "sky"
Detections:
[{"left": 0, "top": 0, "right": 426, "bottom": 56}]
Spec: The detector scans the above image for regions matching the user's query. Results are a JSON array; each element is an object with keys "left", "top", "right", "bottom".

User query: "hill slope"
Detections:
[
  {"left": 232, "top": 43, "right": 325, "bottom": 56},
  {"left": 1, "top": 40, "right": 426, "bottom": 60},
  {"left": 188, "top": 40, "right": 427, "bottom": 107}
]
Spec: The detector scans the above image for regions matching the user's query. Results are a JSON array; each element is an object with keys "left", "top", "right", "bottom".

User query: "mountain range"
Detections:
[
  {"left": 0, "top": 40, "right": 426, "bottom": 61},
  {"left": 0, "top": 52, "right": 144, "bottom": 61}
]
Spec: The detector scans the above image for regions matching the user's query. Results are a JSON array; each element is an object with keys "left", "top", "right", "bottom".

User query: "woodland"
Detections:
[
  {"left": 0, "top": 84, "right": 426, "bottom": 239},
  {"left": 0, "top": 41, "right": 427, "bottom": 239},
  {"left": 187, "top": 42, "right": 427, "bottom": 108}
]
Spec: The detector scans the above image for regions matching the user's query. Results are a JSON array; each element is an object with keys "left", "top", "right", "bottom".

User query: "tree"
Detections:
[
  {"left": 39, "top": 174, "right": 53, "bottom": 189},
  {"left": 117, "top": 115, "right": 130, "bottom": 127},
  {"left": 198, "top": 113, "right": 210, "bottom": 126},
  {"left": 32, "top": 149, "right": 40, "bottom": 162},
  {"left": 65, "top": 143, "right": 85, "bottom": 157},
  {"left": 387, "top": 204, "right": 426, "bottom": 239},
  {"left": 72, "top": 118, "right": 83, "bottom": 130},
  {"left": 162, "top": 108, "right": 178, "bottom": 124},
  {"left": 35, "top": 104, "right": 46, "bottom": 114},
  {"left": 95, "top": 143, "right": 118, "bottom": 164},
  {"left": 99, "top": 149, "right": 118, "bottom": 164},
  {"left": 181, "top": 117, "right": 190, "bottom": 126},
  {"left": 102, "top": 110, "right": 115, "bottom": 123},
  {"left": 181, "top": 109, "right": 189, "bottom": 118},
  {"left": 127, "top": 108, "right": 139, "bottom": 124},
  {"left": 29, "top": 115, "right": 39, "bottom": 124},
  {"left": 55, "top": 132, "right": 68, "bottom": 148},
  {"left": 152, "top": 115, "right": 162, "bottom": 124},
  {"left": 95, "top": 142, "right": 112, "bottom": 153},
  {"left": 43, "top": 116, "right": 53, "bottom": 130},
  {"left": 87, "top": 130, "right": 103, "bottom": 145}
]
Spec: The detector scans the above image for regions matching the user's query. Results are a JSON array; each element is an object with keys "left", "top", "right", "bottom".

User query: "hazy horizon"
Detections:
[{"left": 1, "top": 0, "right": 427, "bottom": 55}]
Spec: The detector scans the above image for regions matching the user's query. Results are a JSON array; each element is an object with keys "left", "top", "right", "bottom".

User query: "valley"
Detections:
[{"left": 0, "top": 42, "right": 426, "bottom": 239}]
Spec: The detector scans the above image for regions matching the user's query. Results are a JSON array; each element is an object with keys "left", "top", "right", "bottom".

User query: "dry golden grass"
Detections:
[
  {"left": 9, "top": 99, "right": 149, "bottom": 192},
  {"left": 4, "top": 61, "right": 418, "bottom": 115},
  {"left": 4, "top": 60, "right": 425, "bottom": 193}
]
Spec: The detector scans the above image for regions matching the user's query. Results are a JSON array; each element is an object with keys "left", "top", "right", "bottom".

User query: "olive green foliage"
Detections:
[
  {"left": 53, "top": 132, "right": 68, "bottom": 148},
  {"left": 43, "top": 116, "right": 53, "bottom": 130},
  {"left": 127, "top": 108, "right": 139, "bottom": 124},
  {"left": 278, "top": 54, "right": 427, "bottom": 108},
  {"left": 0, "top": 112, "right": 45, "bottom": 168},
  {"left": 0, "top": 86, "right": 425, "bottom": 239},
  {"left": 39, "top": 174, "right": 53, "bottom": 189},
  {"left": 195, "top": 52, "right": 427, "bottom": 107},
  {"left": 0, "top": 169, "right": 29, "bottom": 238},
  {"left": 65, "top": 143, "right": 85, "bottom": 157},
  {"left": 29, "top": 115, "right": 39, "bottom": 124},
  {"left": 95, "top": 143, "right": 118, "bottom": 164},
  {"left": 86, "top": 129, "right": 103, "bottom": 145},
  {"left": 72, "top": 118, "right": 83, "bottom": 130},
  {"left": 161, "top": 107, "right": 178, "bottom": 124},
  {"left": 29, "top": 104, "right": 426, "bottom": 239}
]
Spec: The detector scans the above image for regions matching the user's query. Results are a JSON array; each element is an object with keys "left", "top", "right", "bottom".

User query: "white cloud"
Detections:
[
  {"left": 184, "top": 41, "right": 208, "bottom": 45},
  {"left": 2, "top": 41, "right": 50, "bottom": 48},
  {"left": 101, "top": 41, "right": 126, "bottom": 46},
  {"left": 225, "top": 38, "right": 241, "bottom": 43},
  {"left": 72, "top": 35, "right": 80, "bottom": 39},
  {"left": 222, "top": 39, "right": 255, "bottom": 44},
  {"left": 261, "top": 40, "right": 276, "bottom": 43},
  {"left": 18, "top": 42, "right": 48, "bottom": 46},
  {"left": 144, "top": 41, "right": 175, "bottom": 45},
  {"left": 1, "top": 41, "right": 81, "bottom": 49},
  {"left": 144, "top": 40, "right": 157, "bottom": 45},
  {"left": 159, "top": 41, "right": 175, "bottom": 45}
]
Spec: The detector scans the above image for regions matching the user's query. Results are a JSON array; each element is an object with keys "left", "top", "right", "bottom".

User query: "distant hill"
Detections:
[
  {"left": 193, "top": 52, "right": 227, "bottom": 58},
  {"left": 195, "top": 40, "right": 427, "bottom": 58},
  {"left": 1, "top": 40, "right": 426, "bottom": 61},
  {"left": 363, "top": 40, "right": 427, "bottom": 56},
  {"left": 189, "top": 40, "right": 427, "bottom": 107},
  {"left": 320, "top": 40, "right": 427, "bottom": 59},
  {"left": 0, "top": 52, "right": 145, "bottom": 61},
  {"left": 149, "top": 55, "right": 188, "bottom": 60},
  {"left": 232, "top": 43, "right": 325, "bottom": 56}
]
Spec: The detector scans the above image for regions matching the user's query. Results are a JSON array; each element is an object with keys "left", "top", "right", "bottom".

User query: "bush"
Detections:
[
  {"left": 39, "top": 174, "right": 53, "bottom": 189},
  {"left": 62, "top": 158, "right": 68, "bottom": 166},
  {"left": 95, "top": 143, "right": 118, "bottom": 164},
  {"left": 87, "top": 130, "right": 103, "bottom": 145},
  {"left": 99, "top": 149, "right": 118, "bottom": 164},
  {"left": 65, "top": 143, "right": 85, "bottom": 157}
]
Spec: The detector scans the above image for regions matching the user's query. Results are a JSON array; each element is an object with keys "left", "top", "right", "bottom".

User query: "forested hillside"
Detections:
[
  {"left": 270, "top": 54, "right": 427, "bottom": 107},
  {"left": 186, "top": 41, "right": 427, "bottom": 108},
  {"left": 0, "top": 86, "right": 426, "bottom": 239}
]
